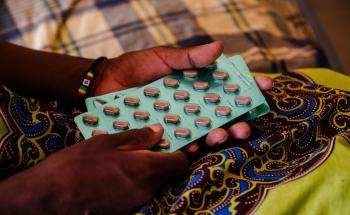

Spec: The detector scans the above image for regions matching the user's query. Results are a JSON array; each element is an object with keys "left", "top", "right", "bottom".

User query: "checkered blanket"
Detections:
[{"left": 0, "top": 0, "right": 319, "bottom": 73}]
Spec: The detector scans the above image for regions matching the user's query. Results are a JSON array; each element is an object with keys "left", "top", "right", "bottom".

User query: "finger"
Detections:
[
  {"left": 98, "top": 123, "right": 164, "bottom": 150},
  {"left": 183, "top": 142, "right": 200, "bottom": 154},
  {"left": 149, "top": 150, "right": 190, "bottom": 182},
  {"left": 126, "top": 42, "right": 224, "bottom": 83},
  {"left": 228, "top": 122, "right": 251, "bottom": 140},
  {"left": 205, "top": 128, "right": 229, "bottom": 147},
  {"left": 152, "top": 41, "right": 224, "bottom": 69},
  {"left": 254, "top": 76, "right": 274, "bottom": 91}
]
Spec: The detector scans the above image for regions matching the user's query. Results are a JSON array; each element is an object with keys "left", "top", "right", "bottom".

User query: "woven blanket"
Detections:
[{"left": 0, "top": 0, "right": 319, "bottom": 73}]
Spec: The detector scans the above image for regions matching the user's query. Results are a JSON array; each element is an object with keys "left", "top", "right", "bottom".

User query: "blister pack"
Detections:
[{"left": 75, "top": 55, "right": 270, "bottom": 152}]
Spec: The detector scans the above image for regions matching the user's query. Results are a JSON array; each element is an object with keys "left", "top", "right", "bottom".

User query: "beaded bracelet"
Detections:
[{"left": 78, "top": 57, "right": 108, "bottom": 97}]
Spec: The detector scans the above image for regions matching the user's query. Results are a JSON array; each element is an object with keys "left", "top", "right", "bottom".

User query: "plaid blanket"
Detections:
[{"left": 0, "top": 0, "right": 319, "bottom": 73}]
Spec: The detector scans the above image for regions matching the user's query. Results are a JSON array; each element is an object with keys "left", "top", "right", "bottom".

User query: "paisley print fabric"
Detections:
[
  {"left": 138, "top": 73, "right": 350, "bottom": 214},
  {"left": 0, "top": 72, "right": 349, "bottom": 214},
  {"left": 0, "top": 85, "right": 77, "bottom": 179}
]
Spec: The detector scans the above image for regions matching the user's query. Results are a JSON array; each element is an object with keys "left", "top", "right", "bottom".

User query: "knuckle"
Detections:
[{"left": 133, "top": 127, "right": 153, "bottom": 144}]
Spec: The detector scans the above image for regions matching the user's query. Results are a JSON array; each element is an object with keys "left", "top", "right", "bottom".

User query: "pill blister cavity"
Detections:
[
  {"left": 154, "top": 100, "right": 170, "bottom": 111},
  {"left": 249, "top": 108, "right": 257, "bottom": 114},
  {"left": 158, "top": 140, "right": 171, "bottom": 149},
  {"left": 92, "top": 129, "right": 108, "bottom": 136},
  {"left": 113, "top": 120, "right": 129, "bottom": 130},
  {"left": 204, "top": 62, "right": 217, "bottom": 70},
  {"left": 163, "top": 78, "right": 179, "bottom": 88},
  {"left": 183, "top": 70, "right": 198, "bottom": 78},
  {"left": 174, "top": 128, "right": 191, "bottom": 138},
  {"left": 103, "top": 106, "right": 120, "bottom": 117},
  {"left": 212, "top": 71, "right": 228, "bottom": 80},
  {"left": 184, "top": 103, "right": 200, "bottom": 114},
  {"left": 223, "top": 84, "right": 240, "bottom": 93},
  {"left": 174, "top": 90, "right": 190, "bottom": 101},
  {"left": 133, "top": 111, "right": 150, "bottom": 120},
  {"left": 204, "top": 93, "right": 220, "bottom": 104},
  {"left": 193, "top": 81, "right": 209, "bottom": 91},
  {"left": 144, "top": 87, "right": 160, "bottom": 97},
  {"left": 124, "top": 97, "right": 140, "bottom": 106},
  {"left": 215, "top": 106, "right": 232, "bottom": 117},
  {"left": 164, "top": 114, "right": 180, "bottom": 124},
  {"left": 195, "top": 117, "right": 211, "bottom": 128},
  {"left": 83, "top": 115, "right": 99, "bottom": 126},
  {"left": 235, "top": 96, "right": 251, "bottom": 106}
]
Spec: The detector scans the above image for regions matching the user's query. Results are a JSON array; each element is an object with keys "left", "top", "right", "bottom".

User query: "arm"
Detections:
[
  {"left": 0, "top": 41, "right": 93, "bottom": 101},
  {"left": 0, "top": 41, "right": 273, "bottom": 149}
]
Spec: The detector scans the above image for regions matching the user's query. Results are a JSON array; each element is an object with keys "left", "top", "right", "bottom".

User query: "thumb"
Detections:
[
  {"left": 148, "top": 150, "right": 190, "bottom": 184},
  {"left": 101, "top": 123, "right": 164, "bottom": 150},
  {"left": 152, "top": 41, "right": 224, "bottom": 70},
  {"left": 124, "top": 41, "right": 224, "bottom": 83}
]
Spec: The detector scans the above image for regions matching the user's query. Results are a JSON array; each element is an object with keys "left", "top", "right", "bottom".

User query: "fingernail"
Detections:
[
  {"left": 217, "top": 133, "right": 228, "bottom": 144},
  {"left": 145, "top": 123, "right": 163, "bottom": 133}
]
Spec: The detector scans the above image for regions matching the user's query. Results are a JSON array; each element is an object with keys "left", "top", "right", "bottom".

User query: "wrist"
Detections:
[
  {"left": 86, "top": 57, "right": 109, "bottom": 97},
  {"left": 77, "top": 57, "right": 108, "bottom": 99}
]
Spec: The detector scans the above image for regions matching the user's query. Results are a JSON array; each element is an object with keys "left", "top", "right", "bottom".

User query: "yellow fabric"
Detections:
[{"left": 254, "top": 68, "right": 350, "bottom": 215}]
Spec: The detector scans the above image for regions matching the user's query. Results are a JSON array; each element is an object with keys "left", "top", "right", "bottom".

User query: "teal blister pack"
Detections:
[
  {"left": 85, "top": 56, "right": 269, "bottom": 120},
  {"left": 75, "top": 55, "right": 270, "bottom": 152}
]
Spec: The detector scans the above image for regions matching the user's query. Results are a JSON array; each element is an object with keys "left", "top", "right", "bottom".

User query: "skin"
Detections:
[
  {"left": 0, "top": 41, "right": 274, "bottom": 214},
  {"left": 0, "top": 124, "right": 189, "bottom": 215},
  {"left": 93, "top": 42, "right": 274, "bottom": 150}
]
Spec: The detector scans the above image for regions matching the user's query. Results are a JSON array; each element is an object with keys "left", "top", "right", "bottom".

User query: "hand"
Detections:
[
  {"left": 0, "top": 124, "right": 188, "bottom": 215},
  {"left": 93, "top": 42, "right": 274, "bottom": 152}
]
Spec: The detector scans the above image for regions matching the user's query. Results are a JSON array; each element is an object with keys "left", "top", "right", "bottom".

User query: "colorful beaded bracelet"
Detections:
[{"left": 78, "top": 57, "right": 108, "bottom": 97}]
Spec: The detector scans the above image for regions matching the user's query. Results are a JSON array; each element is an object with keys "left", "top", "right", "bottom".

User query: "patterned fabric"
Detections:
[
  {"left": 0, "top": 70, "right": 349, "bottom": 213},
  {"left": 138, "top": 72, "right": 350, "bottom": 214},
  {"left": 0, "top": 0, "right": 319, "bottom": 73},
  {"left": 0, "top": 85, "right": 77, "bottom": 179}
]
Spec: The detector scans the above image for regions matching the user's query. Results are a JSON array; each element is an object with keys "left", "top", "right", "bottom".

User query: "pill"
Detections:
[
  {"left": 163, "top": 78, "right": 179, "bottom": 88},
  {"left": 183, "top": 70, "right": 198, "bottom": 78},
  {"left": 93, "top": 99, "right": 106, "bottom": 107},
  {"left": 83, "top": 115, "right": 99, "bottom": 126},
  {"left": 124, "top": 96, "right": 140, "bottom": 106},
  {"left": 212, "top": 71, "right": 228, "bottom": 80},
  {"left": 113, "top": 120, "right": 129, "bottom": 130},
  {"left": 193, "top": 81, "right": 209, "bottom": 91},
  {"left": 91, "top": 129, "right": 108, "bottom": 136},
  {"left": 174, "top": 128, "right": 191, "bottom": 138},
  {"left": 235, "top": 96, "right": 252, "bottom": 106},
  {"left": 195, "top": 117, "right": 211, "bottom": 128},
  {"left": 154, "top": 100, "right": 170, "bottom": 111},
  {"left": 249, "top": 108, "right": 257, "bottom": 114},
  {"left": 204, "top": 62, "right": 217, "bottom": 70},
  {"left": 103, "top": 106, "right": 120, "bottom": 117},
  {"left": 223, "top": 84, "right": 240, "bottom": 93},
  {"left": 215, "top": 106, "right": 232, "bottom": 116},
  {"left": 173, "top": 90, "right": 190, "bottom": 101},
  {"left": 164, "top": 114, "right": 180, "bottom": 124},
  {"left": 184, "top": 103, "right": 200, "bottom": 114},
  {"left": 144, "top": 87, "right": 160, "bottom": 97},
  {"left": 158, "top": 140, "right": 170, "bottom": 149},
  {"left": 133, "top": 111, "right": 150, "bottom": 120},
  {"left": 204, "top": 93, "right": 220, "bottom": 103}
]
